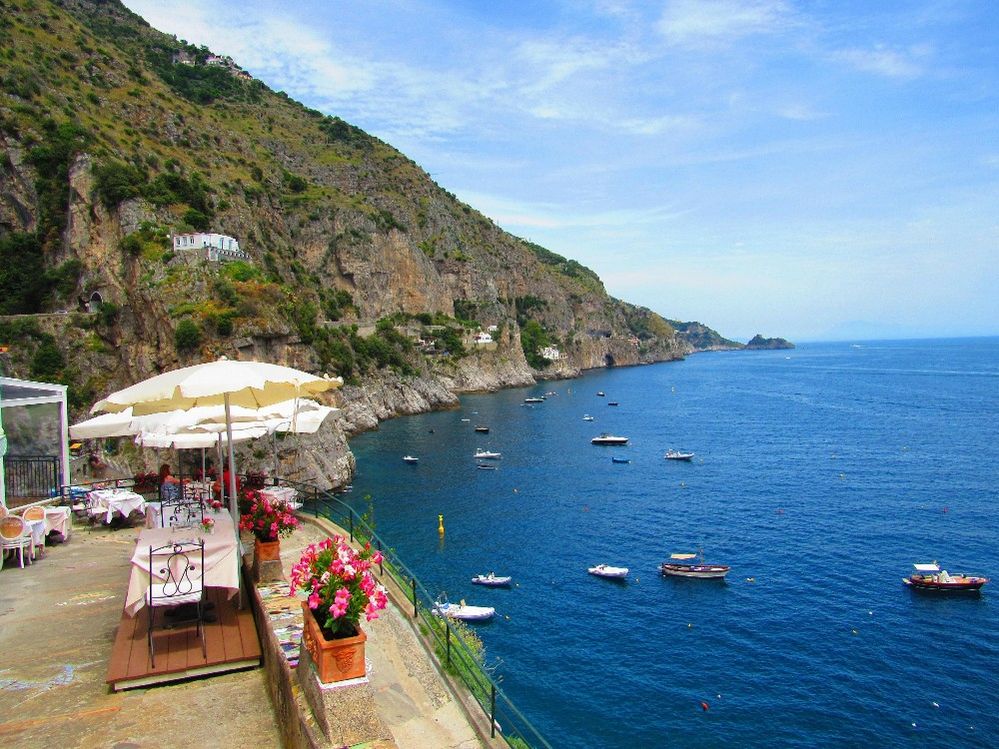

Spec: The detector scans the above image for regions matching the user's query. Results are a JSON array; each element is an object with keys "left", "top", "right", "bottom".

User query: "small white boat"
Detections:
[
  {"left": 433, "top": 597, "right": 495, "bottom": 621},
  {"left": 591, "top": 434, "right": 629, "bottom": 445},
  {"left": 597, "top": 391, "right": 605, "bottom": 397},
  {"left": 664, "top": 450, "right": 694, "bottom": 461},
  {"left": 588, "top": 564, "right": 629, "bottom": 579},
  {"left": 476, "top": 463, "right": 497, "bottom": 471},
  {"left": 471, "top": 573, "right": 513, "bottom": 587},
  {"left": 460, "top": 418, "right": 471, "bottom": 422},
  {"left": 474, "top": 449, "right": 502, "bottom": 460},
  {"left": 583, "top": 414, "right": 594, "bottom": 421},
  {"left": 402, "top": 455, "right": 419, "bottom": 464},
  {"left": 524, "top": 397, "right": 545, "bottom": 404}
]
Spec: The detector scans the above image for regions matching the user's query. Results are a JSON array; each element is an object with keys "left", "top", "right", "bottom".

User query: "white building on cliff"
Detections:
[{"left": 172, "top": 233, "right": 249, "bottom": 262}]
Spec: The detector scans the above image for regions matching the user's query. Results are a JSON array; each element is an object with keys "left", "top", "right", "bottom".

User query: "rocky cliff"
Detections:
[{"left": 0, "top": 0, "right": 719, "bottom": 488}]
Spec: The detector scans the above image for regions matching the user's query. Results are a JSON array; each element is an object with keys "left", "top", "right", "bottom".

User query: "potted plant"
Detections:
[
  {"left": 200, "top": 516, "right": 215, "bottom": 534},
  {"left": 238, "top": 490, "right": 299, "bottom": 561},
  {"left": 289, "top": 536, "right": 389, "bottom": 683}
]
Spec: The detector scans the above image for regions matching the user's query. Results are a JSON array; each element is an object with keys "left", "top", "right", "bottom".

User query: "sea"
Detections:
[{"left": 344, "top": 338, "right": 999, "bottom": 748}]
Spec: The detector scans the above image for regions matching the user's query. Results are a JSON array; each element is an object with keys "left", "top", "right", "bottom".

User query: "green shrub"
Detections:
[
  {"left": 31, "top": 338, "right": 65, "bottom": 378},
  {"left": 174, "top": 318, "right": 201, "bottom": 351}
]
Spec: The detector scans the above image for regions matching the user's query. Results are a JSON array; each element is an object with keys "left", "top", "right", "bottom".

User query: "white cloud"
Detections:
[
  {"left": 832, "top": 44, "right": 930, "bottom": 80},
  {"left": 657, "top": 0, "right": 792, "bottom": 48}
]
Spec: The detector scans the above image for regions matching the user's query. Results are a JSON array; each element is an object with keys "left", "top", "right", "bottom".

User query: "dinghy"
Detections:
[{"left": 588, "top": 564, "right": 629, "bottom": 579}]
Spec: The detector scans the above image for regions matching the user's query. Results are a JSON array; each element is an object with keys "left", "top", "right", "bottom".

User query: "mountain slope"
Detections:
[{"left": 0, "top": 0, "right": 697, "bottom": 415}]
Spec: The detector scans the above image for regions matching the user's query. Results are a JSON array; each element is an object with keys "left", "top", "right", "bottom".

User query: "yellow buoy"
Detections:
[{"left": 438, "top": 514, "right": 445, "bottom": 536}]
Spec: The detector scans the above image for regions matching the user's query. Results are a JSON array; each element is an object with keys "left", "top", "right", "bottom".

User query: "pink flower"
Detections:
[{"left": 307, "top": 592, "right": 320, "bottom": 609}]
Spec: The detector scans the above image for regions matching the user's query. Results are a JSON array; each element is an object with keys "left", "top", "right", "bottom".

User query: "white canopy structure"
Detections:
[{"left": 0, "top": 377, "right": 70, "bottom": 506}]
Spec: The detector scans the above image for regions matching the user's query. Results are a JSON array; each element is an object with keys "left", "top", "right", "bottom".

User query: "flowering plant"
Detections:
[
  {"left": 209, "top": 499, "right": 224, "bottom": 512},
  {"left": 290, "top": 535, "right": 389, "bottom": 638},
  {"left": 238, "top": 490, "right": 299, "bottom": 542},
  {"left": 200, "top": 516, "right": 215, "bottom": 533}
]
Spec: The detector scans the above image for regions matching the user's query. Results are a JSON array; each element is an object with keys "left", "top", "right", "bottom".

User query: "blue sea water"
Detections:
[{"left": 346, "top": 338, "right": 999, "bottom": 747}]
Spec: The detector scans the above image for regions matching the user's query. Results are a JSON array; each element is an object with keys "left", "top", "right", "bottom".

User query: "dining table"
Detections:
[
  {"left": 256, "top": 485, "right": 301, "bottom": 510},
  {"left": 44, "top": 506, "right": 72, "bottom": 539},
  {"left": 124, "top": 510, "right": 240, "bottom": 617},
  {"left": 88, "top": 488, "right": 147, "bottom": 524}
]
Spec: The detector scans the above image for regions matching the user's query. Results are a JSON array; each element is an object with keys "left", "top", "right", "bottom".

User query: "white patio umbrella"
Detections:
[{"left": 90, "top": 358, "right": 341, "bottom": 514}]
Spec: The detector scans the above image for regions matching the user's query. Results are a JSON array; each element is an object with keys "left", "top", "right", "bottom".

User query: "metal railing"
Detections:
[
  {"left": 5, "top": 455, "right": 60, "bottom": 500},
  {"left": 280, "top": 478, "right": 551, "bottom": 749}
]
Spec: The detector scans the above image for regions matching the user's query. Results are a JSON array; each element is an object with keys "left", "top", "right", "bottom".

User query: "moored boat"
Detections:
[
  {"left": 583, "top": 414, "right": 594, "bottom": 421},
  {"left": 588, "top": 564, "right": 629, "bottom": 579},
  {"left": 524, "top": 397, "right": 545, "bottom": 404},
  {"left": 903, "top": 563, "right": 988, "bottom": 593},
  {"left": 402, "top": 455, "right": 419, "bottom": 464},
  {"left": 591, "top": 434, "right": 629, "bottom": 445},
  {"left": 660, "top": 551, "right": 730, "bottom": 579},
  {"left": 476, "top": 463, "right": 497, "bottom": 471},
  {"left": 665, "top": 450, "right": 695, "bottom": 461},
  {"left": 471, "top": 573, "right": 513, "bottom": 587},
  {"left": 474, "top": 449, "right": 502, "bottom": 459},
  {"left": 611, "top": 457, "right": 631, "bottom": 464},
  {"left": 474, "top": 426, "right": 490, "bottom": 433},
  {"left": 596, "top": 391, "right": 605, "bottom": 397},
  {"left": 433, "top": 597, "right": 495, "bottom": 621}
]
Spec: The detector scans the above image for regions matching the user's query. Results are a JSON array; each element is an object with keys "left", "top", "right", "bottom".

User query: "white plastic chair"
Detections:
[{"left": 0, "top": 516, "right": 32, "bottom": 568}]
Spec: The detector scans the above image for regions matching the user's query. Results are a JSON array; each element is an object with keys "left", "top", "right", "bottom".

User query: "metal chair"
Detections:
[
  {"left": 159, "top": 498, "right": 205, "bottom": 528},
  {"left": 146, "top": 540, "right": 206, "bottom": 667},
  {"left": 0, "top": 516, "right": 32, "bottom": 568}
]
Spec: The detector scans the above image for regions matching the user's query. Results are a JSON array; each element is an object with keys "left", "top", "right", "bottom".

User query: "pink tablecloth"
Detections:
[{"left": 124, "top": 513, "right": 239, "bottom": 617}]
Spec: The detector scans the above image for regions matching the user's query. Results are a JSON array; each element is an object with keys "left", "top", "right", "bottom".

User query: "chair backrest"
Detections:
[
  {"left": 0, "top": 516, "right": 26, "bottom": 539},
  {"left": 23, "top": 506, "right": 45, "bottom": 521},
  {"left": 160, "top": 498, "right": 205, "bottom": 528},
  {"left": 148, "top": 540, "right": 205, "bottom": 598}
]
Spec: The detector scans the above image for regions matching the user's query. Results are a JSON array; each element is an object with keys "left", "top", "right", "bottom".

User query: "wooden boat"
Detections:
[
  {"left": 660, "top": 551, "right": 730, "bottom": 579},
  {"left": 611, "top": 457, "right": 631, "bottom": 464},
  {"left": 402, "top": 455, "right": 419, "bottom": 464},
  {"left": 903, "top": 563, "right": 988, "bottom": 593},
  {"left": 591, "top": 434, "right": 629, "bottom": 445},
  {"left": 474, "top": 449, "right": 502, "bottom": 460},
  {"left": 471, "top": 573, "right": 512, "bottom": 587},
  {"left": 588, "top": 564, "right": 629, "bottom": 579},
  {"left": 433, "top": 596, "right": 495, "bottom": 621},
  {"left": 474, "top": 426, "right": 490, "bottom": 433},
  {"left": 664, "top": 450, "right": 694, "bottom": 461}
]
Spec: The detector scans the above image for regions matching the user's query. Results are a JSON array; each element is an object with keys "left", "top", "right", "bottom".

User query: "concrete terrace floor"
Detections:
[{"left": 0, "top": 517, "right": 486, "bottom": 749}]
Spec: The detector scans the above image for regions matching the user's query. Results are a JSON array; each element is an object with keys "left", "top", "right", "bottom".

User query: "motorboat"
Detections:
[
  {"left": 524, "top": 397, "right": 545, "bottom": 404},
  {"left": 611, "top": 457, "right": 631, "bottom": 464},
  {"left": 471, "top": 573, "right": 512, "bottom": 587},
  {"left": 591, "top": 434, "right": 629, "bottom": 445},
  {"left": 544, "top": 391, "right": 557, "bottom": 397},
  {"left": 433, "top": 596, "right": 495, "bottom": 621},
  {"left": 665, "top": 450, "right": 695, "bottom": 461},
  {"left": 903, "top": 563, "right": 988, "bottom": 593},
  {"left": 660, "top": 551, "right": 730, "bottom": 579},
  {"left": 474, "top": 426, "right": 490, "bottom": 433},
  {"left": 608, "top": 401, "right": 619, "bottom": 406},
  {"left": 460, "top": 418, "right": 471, "bottom": 422},
  {"left": 476, "top": 464, "right": 497, "bottom": 471},
  {"left": 583, "top": 415, "right": 594, "bottom": 421},
  {"left": 588, "top": 564, "right": 629, "bottom": 579},
  {"left": 597, "top": 391, "right": 605, "bottom": 397},
  {"left": 402, "top": 455, "right": 419, "bottom": 464},
  {"left": 474, "top": 449, "right": 502, "bottom": 460}
]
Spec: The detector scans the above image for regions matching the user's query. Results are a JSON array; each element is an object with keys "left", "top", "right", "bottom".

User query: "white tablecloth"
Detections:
[
  {"left": 124, "top": 512, "right": 239, "bottom": 617},
  {"left": 257, "top": 486, "right": 300, "bottom": 510},
  {"left": 45, "top": 507, "right": 71, "bottom": 539},
  {"left": 88, "top": 489, "right": 147, "bottom": 524},
  {"left": 24, "top": 517, "right": 46, "bottom": 546}
]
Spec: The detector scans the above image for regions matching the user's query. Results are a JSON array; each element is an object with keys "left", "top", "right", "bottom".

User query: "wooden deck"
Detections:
[{"left": 106, "top": 587, "right": 262, "bottom": 691}]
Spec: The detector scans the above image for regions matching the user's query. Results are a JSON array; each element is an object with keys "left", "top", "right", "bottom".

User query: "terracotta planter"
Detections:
[
  {"left": 301, "top": 602, "right": 366, "bottom": 683},
  {"left": 255, "top": 537, "right": 281, "bottom": 561}
]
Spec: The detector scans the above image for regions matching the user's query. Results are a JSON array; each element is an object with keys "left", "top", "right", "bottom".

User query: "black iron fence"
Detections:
[
  {"left": 276, "top": 477, "right": 552, "bottom": 749},
  {"left": 4, "top": 455, "right": 60, "bottom": 500}
]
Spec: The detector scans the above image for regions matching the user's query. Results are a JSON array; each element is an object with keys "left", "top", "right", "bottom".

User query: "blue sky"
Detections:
[{"left": 122, "top": 1, "right": 998, "bottom": 342}]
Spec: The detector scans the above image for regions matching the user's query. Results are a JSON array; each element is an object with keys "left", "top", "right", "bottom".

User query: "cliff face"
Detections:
[{"left": 0, "top": 0, "right": 695, "bottom": 488}]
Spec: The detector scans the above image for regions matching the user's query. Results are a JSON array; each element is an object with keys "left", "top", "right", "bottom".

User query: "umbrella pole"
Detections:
[{"left": 224, "top": 394, "right": 245, "bottom": 609}]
